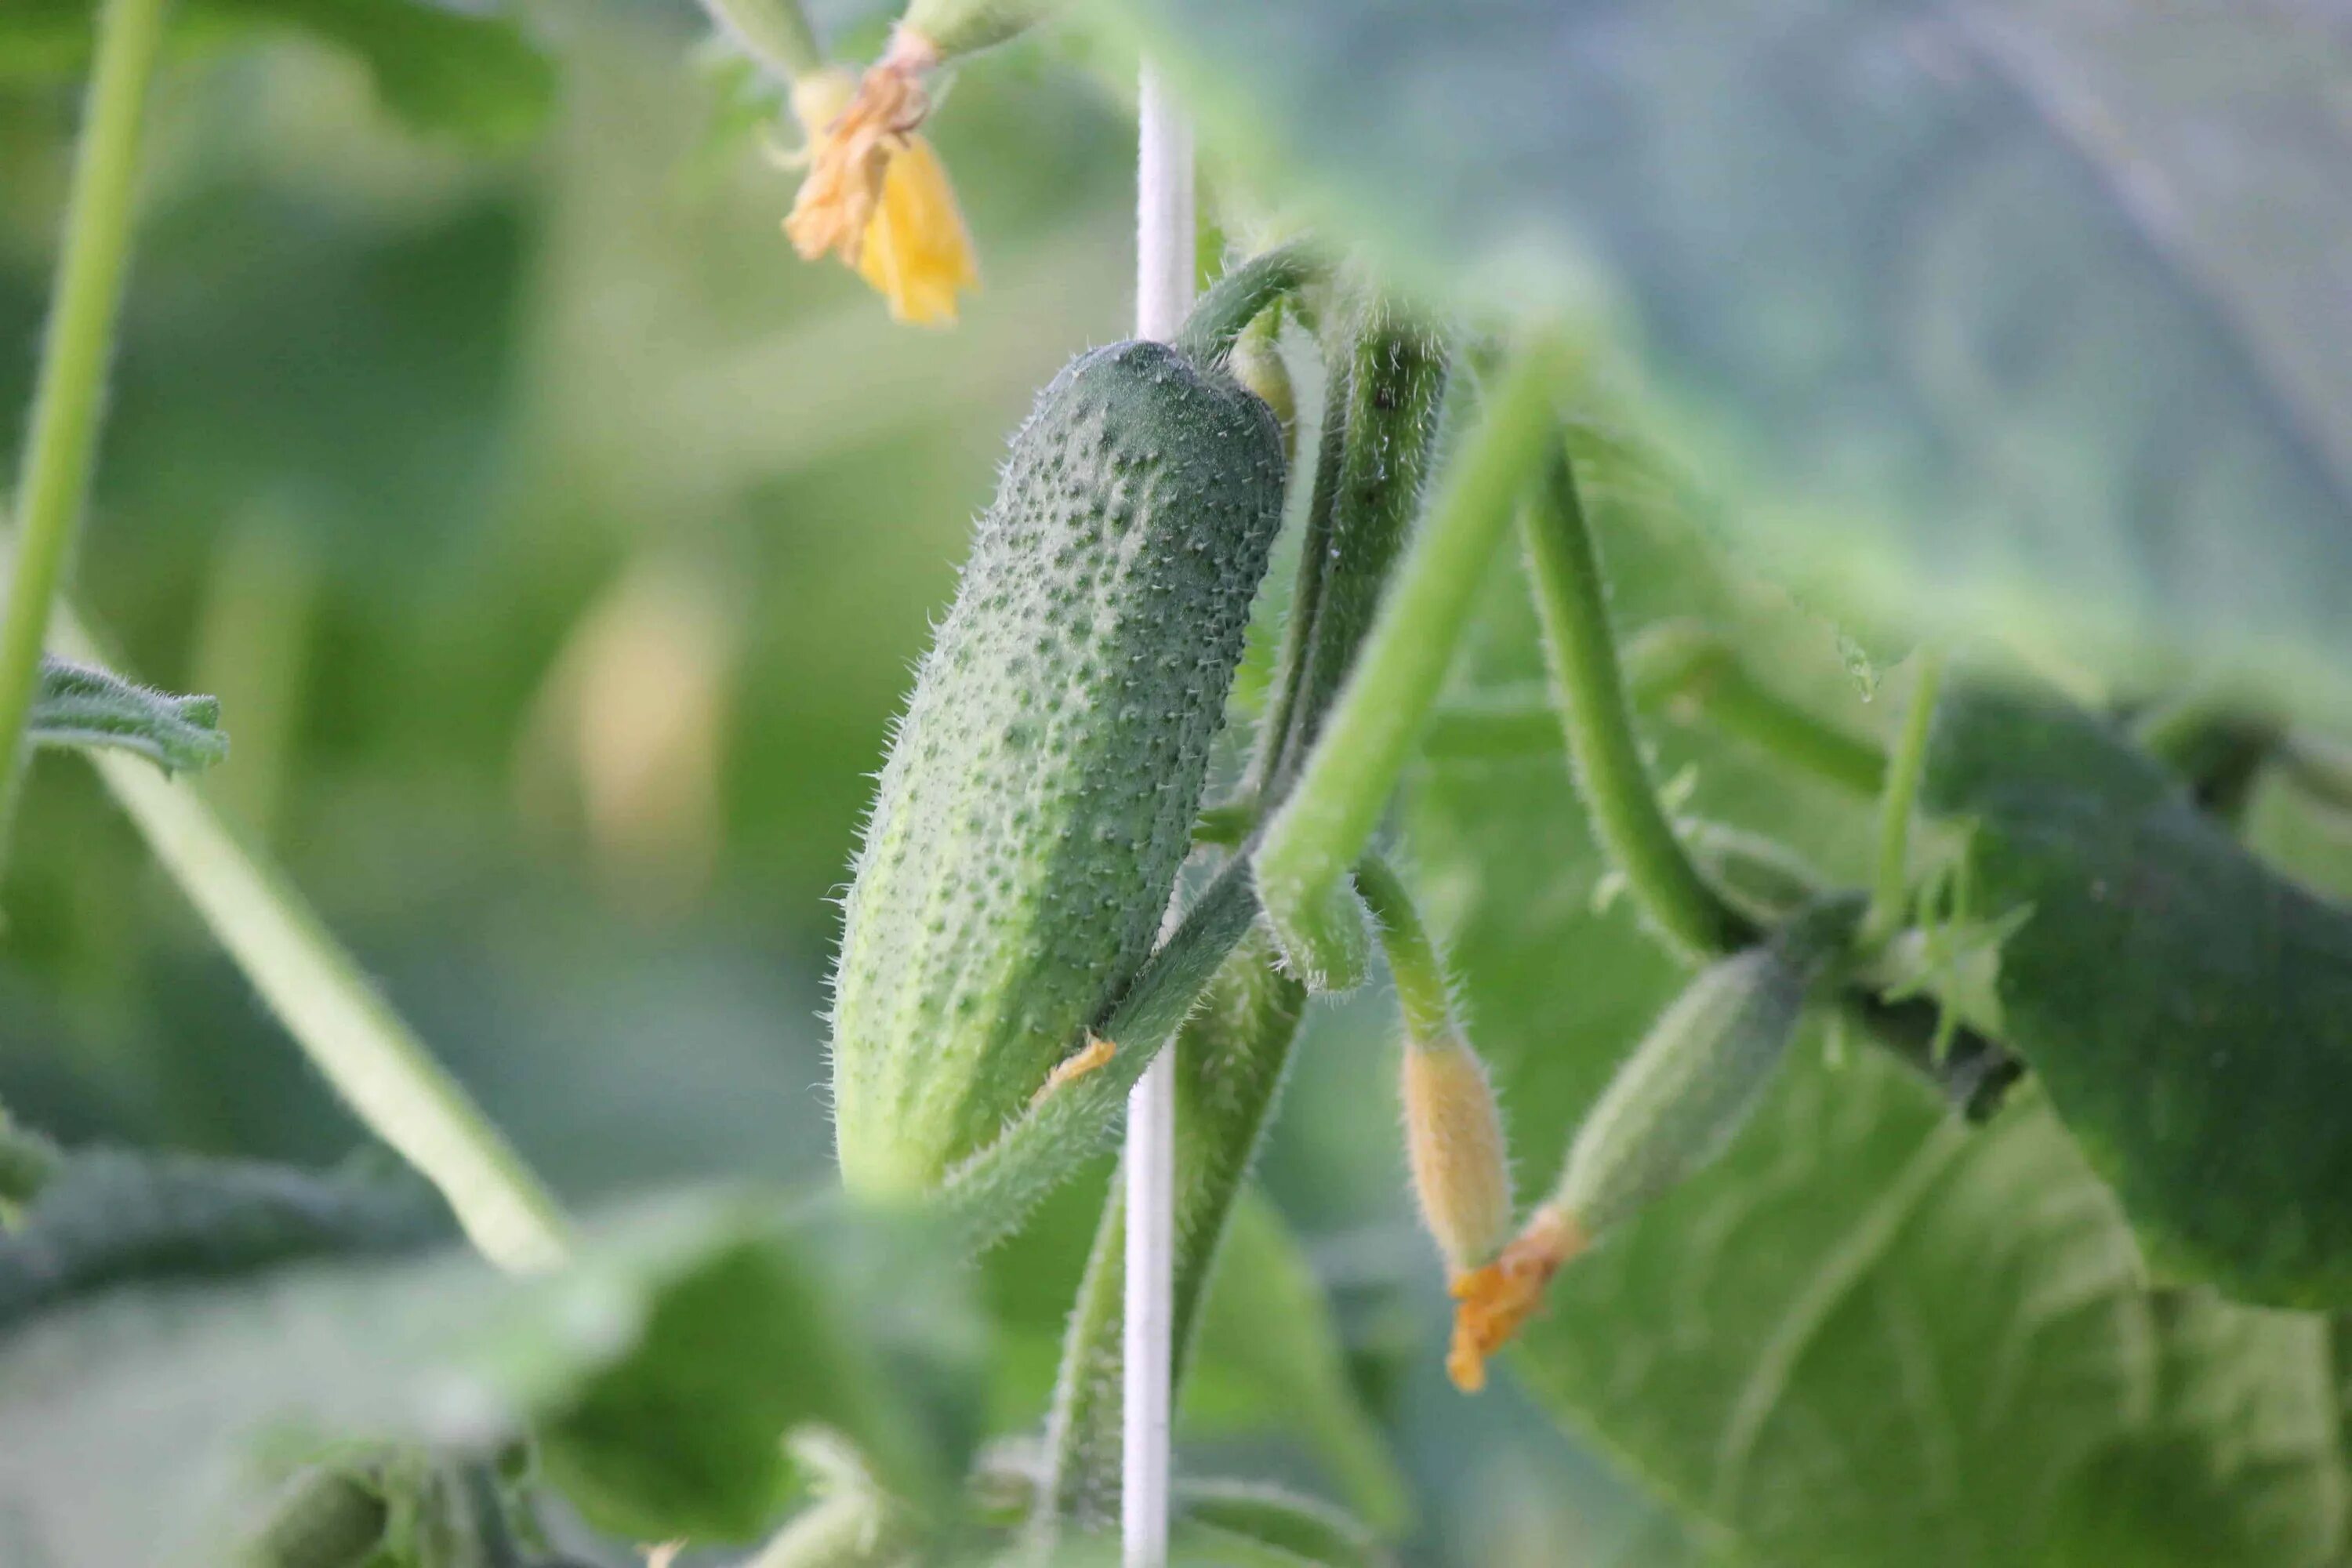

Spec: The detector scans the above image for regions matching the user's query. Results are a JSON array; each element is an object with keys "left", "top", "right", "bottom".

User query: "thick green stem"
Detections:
[
  {"left": 1252, "top": 343, "right": 1563, "bottom": 989},
  {"left": 1245, "top": 349, "right": 1349, "bottom": 804},
  {"left": 1862, "top": 650, "right": 1945, "bottom": 946},
  {"left": 55, "top": 608, "right": 568, "bottom": 1273},
  {"left": 1031, "top": 928, "right": 1308, "bottom": 1537},
  {"left": 1250, "top": 296, "right": 1450, "bottom": 802},
  {"left": 1519, "top": 448, "right": 1752, "bottom": 962},
  {"left": 0, "top": 0, "right": 172, "bottom": 857}
]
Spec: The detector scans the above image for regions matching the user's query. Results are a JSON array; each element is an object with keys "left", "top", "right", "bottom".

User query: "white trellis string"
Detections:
[{"left": 1123, "top": 60, "right": 1192, "bottom": 1568}]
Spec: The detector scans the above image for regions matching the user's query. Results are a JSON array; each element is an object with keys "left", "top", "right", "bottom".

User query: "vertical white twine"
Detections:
[{"left": 1123, "top": 61, "right": 1192, "bottom": 1568}]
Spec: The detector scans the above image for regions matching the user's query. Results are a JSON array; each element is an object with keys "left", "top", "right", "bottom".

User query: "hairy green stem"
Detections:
[
  {"left": 1250, "top": 295, "right": 1450, "bottom": 801},
  {"left": 0, "top": 0, "right": 172, "bottom": 858},
  {"left": 1174, "top": 243, "right": 1320, "bottom": 367},
  {"left": 1352, "top": 854, "right": 1449, "bottom": 1042},
  {"left": 1245, "top": 344, "right": 1350, "bottom": 804},
  {"left": 1031, "top": 929, "right": 1309, "bottom": 1535},
  {"left": 1252, "top": 343, "right": 1563, "bottom": 989},
  {"left": 1862, "top": 650, "right": 1945, "bottom": 946},
  {"left": 55, "top": 608, "right": 568, "bottom": 1272},
  {"left": 1519, "top": 448, "right": 1752, "bottom": 962},
  {"left": 942, "top": 854, "right": 1261, "bottom": 1251}
]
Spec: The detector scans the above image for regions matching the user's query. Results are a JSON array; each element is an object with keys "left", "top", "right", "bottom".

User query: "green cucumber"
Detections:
[
  {"left": 1924, "top": 681, "right": 2352, "bottom": 1305},
  {"left": 831, "top": 337, "right": 1287, "bottom": 1196},
  {"left": 1556, "top": 898, "right": 1857, "bottom": 1237}
]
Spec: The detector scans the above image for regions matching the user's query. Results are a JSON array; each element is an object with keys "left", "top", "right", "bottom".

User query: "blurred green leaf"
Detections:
[
  {"left": 1405, "top": 616, "right": 2347, "bottom": 1563},
  {"left": 1185, "top": 1188, "right": 1410, "bottom": 1536},
  {"left": 0, "top": 1147, "right": 441, "bottom": 1325},
  {"left": 30, "top": 654, "right": 227, "bottom": 776},
  {"left": 1922, "top": 679, "right": 2352, "bottom": 1306},
  {"left": 0, "top": 0, "right": 554, "bottom": 143},
  {"left": 1092, "top": 0, "right": 2352, "bottom": 723},
  {"left": 1175, "top": 1478, "right": 1385, "bottom": 1568},
  {"left": 0, "top": 1176, "right": 982, "bottom": 1563}
]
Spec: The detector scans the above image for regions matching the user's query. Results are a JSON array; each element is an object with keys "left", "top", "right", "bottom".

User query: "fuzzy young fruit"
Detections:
[
  {"left": 830, "top": 339, "right": 1286, "bottom": 1196},
  {"left": 1448, "top": 898, "right": 1859, "bottom": 1388},
  {"left": 1401, "top": 1034, "right": 1512, "bottom": 1280}
]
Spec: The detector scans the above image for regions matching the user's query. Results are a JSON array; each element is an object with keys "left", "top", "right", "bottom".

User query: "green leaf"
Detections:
[
  {"left": 1174, "top": 1478, "right": 1384, "bottom": 1568},
  {"left": 1185, "top": 1189, "right": 1410, "bottom": 1537},
  {"left": 0, "top": 1173, "right": 981, "bottom": 1563},
  {"left": 1091, "top": 0, "right": 2352, "bottom": 724},
  {"left": 1922, "top": 679, "right": 2352, "bottom": 1306},
  {"left": 1402, "top": 586, "right": 2348, "bottom": 1563},
  {"left": 30, "top": 655, "right": 227, "bottom": 777},
  {"left": 0, "top": 0, "right": 554, "bottom": 144}
]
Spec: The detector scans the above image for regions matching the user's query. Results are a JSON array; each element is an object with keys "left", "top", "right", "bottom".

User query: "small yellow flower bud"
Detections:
[{"left": 1401, "top": 1034, "right": 1513, "bottom": 1281}]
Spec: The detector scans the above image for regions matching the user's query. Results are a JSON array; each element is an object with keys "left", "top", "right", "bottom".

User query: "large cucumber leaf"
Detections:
[
  {"left": 1400, "top": 553, "right": 2348, "bottom": 1563},
  {"left": 1088, "top": 0, "right": 2352, "bottom": 724},
  {"left": 0, "top": 1153, "right": 981, "bottom": 1563},
  {"left": 1923, "top": 679, "right": 2352, "bottom": 1306}
]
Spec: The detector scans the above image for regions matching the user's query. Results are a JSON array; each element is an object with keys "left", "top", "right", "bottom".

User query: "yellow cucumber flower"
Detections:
[{"left": 784, "top": 30, "right": 978, "bottom": 325}]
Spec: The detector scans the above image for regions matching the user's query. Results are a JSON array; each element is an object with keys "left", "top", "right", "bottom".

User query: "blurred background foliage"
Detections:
[{"left": 8, "top": 1, "right": 2352, "bottom": 1564}]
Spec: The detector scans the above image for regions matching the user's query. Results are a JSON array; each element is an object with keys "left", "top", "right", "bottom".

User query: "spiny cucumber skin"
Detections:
[{"left": 833, "top": 340, "right": 1286, "bottom": 1196}]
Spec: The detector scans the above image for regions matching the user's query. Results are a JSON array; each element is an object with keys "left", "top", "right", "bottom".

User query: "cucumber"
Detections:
[
  {"left": 1447, "top": 898, "right": 1857, "bottom": 1391},
  {"left": 1555, "top": 913, "right": 1838, "bottom": 1237},
  {"left": 1923, "top": 681, "right": 2352, "bottom": 1306},
  {"left": 831, "top": 338, "right": 1287, "bottom": 1196}
]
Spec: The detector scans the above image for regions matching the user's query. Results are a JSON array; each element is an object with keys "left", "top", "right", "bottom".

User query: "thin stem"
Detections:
[
  {"left": 1173, "top": 243, "right": 1319, "bottom": 368},
  {"left": 1862, "top": 649, "right": 1945, "bottom": 946},
  {"left": 1519, "top": 448, "right": 1752, "bottom": 962},
  {"left": 1124, "top": 63, "right": 1192, "bottom": 1568},
  {"left": 55, "top": 608, "right": 569, "bottom": 1274},
  {"left": 1352, "top": 855, "right": 1449, "bottom": 1043},
  {"left": 698, "top": 0, "right": 823, "bottom": 80},
  {"left": 1251, "top": 343, "right": 1563, "bottom": 986},
  {"left": 0, "top": 0, "right": 172, "bottom": 859},
  {"left": 1623, "top": 623, "right": 1888, "bottom": 796}
]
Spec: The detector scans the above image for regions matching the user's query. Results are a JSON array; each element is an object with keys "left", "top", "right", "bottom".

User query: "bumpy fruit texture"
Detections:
[
  {"left": 1448, "top": 900, "right": 1857, "bottom": 1389},
  {"left": 832, "top": 340, "right": 1286, "bottom": 1196},
  {"left": 1402, "top": 1036, "right": 1512, "bottom": 1276},
  {"left": 1555, "top": 946, "right": 1807, "bottom": 1236},
  {"left": 1925, "top": 682, "right": 2352, "bottom": 1305}
]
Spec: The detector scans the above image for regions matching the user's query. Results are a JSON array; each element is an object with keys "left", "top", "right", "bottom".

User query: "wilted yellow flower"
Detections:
[
  {"left": 1446, "top": 1203, "right": 1586, "bottom": 1393},
  {"left": 784, "top": 31, "right": 978, "bottom": 325}
]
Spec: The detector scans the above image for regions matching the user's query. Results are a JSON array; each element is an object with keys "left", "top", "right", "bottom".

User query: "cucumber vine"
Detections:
[{"left": 3, "top": 2, "right": 2349, "bottom": 1566}]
